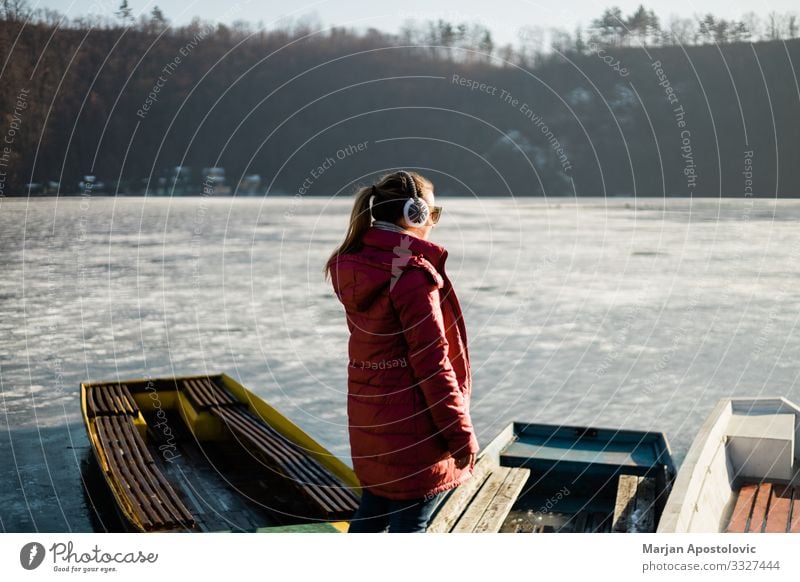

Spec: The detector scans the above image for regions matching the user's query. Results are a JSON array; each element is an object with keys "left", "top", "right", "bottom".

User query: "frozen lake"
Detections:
[{"left": 1, "top": 195, "right": 799, "bottom": 531}]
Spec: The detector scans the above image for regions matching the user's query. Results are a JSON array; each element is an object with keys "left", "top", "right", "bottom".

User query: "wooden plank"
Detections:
[
  {"left": 117, "top": 418, "right": 155, "bottom": 465},
  {"left": 100, "top": 386, "right": 118, "bottom": 414},
  {"left": 427, "top": 457, "right": 496, "bottom": 533},
  {"left": 613, "top": 474, "right": 639, "bottom": 532},
  {"left": 198, "top": 378, "right": 226, "bottom": 407},
  {"left": 635, "top": 477, "right": 656, "bottom": 533},
  {"left": 95, "top": 417, "right": 158, "bottom": 530},
  {"left": 790, "top": 487, "right": 800, "bottom": 533},
  {"left": 452, "top": 467, "right": 512, "bottom": 533},
  {"left": 181, "top": 380, "right": 199, "bottom": 406},
  {"left": 217, "top": 409, "right": 308, "bottom": 475},
  {"left": 108, "top": 386, "right": 126, "bottom": 414},
  {"left": 91, "top": 387, "right": 105, "bottom": 413},
  {"left": 104, "top": 416, "right": 176, "bottom": 529},
  {"left": 765, "top": 485, "right": 792, "bottom": 533},
  {"left": 472, "top": 468, "right": 530, "bottom": 533},
  {"left": 111, "top": 416, "right": 194, "bottom": 528},
  {"left": 748, "top": 483, "right": 772, "bottom": 533},
  {"left": 217, "top": 406, "right": 358, "bottom": 510},
  {"left": 108, "top": 385, "right": 124, "bottom": 413},
  {"left": 727, "top": 483, "right": 758, "bottom": 533},
  {"left": 114, "top": 384, "right": 138, "bottom": 414},
  {"left": 244, "top": 411, "right": 358, "bottom": 505},
  {"left": 119, "top": 384, "right": 139, "bottom": 414},
  {"left": 612, "top": 475, "right": 655, "bottom": 532},
  {"left": 95, "top": 386, "right": 113, "bottom": 414},
  {"left": 215, "top": 408, "right": 340, "bottom": 514},
  {"left": 200, "top": 377, "right": 236, "bottom": 405},
  {"left": 86, "top": 386, "right": 99, "bottom": 417},
  {"left": 183, "top": 380, "right": 213, "bottom": 408},
  {"left": 211, "top": 404, "right": 358, "bottom": 514}
]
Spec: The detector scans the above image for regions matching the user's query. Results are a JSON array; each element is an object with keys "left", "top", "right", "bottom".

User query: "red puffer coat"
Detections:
[{"left": 328, "top": 226, "right": 480, "bottom": 500}]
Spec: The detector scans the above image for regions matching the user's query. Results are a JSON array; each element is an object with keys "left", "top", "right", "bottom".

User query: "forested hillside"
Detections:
[{"left": 1, "top": 3, "right": 798, "bottom": 196}]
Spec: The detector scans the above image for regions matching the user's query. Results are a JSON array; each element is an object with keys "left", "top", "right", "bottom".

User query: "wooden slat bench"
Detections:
[
  {"left": 612, "top": 474, "right": 656, "bottom": 532},
  {"left": 182, "top": 379, "right": 359, "bottom": 520},
  {"left": 726, "top": 482, "right": 800, "bottom": 533},
  {"left": 427, "top": 457, "right": 530, "bottom": 533},
  {"left": 94, "top": 414, "right": 195, "bottom": 531},
  {"left": 181, "top": 377, "right": 238, "bottom": 409},
  {"left": 86, "top": 384, "right": 140, "bottom": 417}
]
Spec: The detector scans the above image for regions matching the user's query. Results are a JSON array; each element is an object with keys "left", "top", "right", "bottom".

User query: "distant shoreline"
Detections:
[{"left": 3, "top": 194, "right": 797, "bottom": 200}]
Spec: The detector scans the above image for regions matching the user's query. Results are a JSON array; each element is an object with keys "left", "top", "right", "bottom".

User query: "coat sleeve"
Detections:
[{"left": 390, "top": 266, "right": 479, "bottom": 457}]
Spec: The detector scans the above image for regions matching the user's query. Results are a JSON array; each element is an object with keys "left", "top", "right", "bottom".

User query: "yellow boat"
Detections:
[{"left": 81, "top": 373, "right": 360, "bottom": 532}]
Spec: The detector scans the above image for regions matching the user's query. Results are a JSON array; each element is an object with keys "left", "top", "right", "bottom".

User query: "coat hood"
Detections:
[
  {"left": 328, "top": 227, "right": 448, "bottom": 312},
  {"left": 329, "top": 252, "right": 393, "bottom": 312}
]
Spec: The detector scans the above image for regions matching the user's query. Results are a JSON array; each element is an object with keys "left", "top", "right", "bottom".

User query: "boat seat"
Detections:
[
  {"left": 211, "top": 405, "right": 360, "bottom": 520},
  {"left": 86, "top": 384, "right": 140, "bottom": 417},
  {"left": 93, "top": 414, "right": 195, "bottom": 531},
  {"left": 427, "top": 457, "right": 530, "bottom": 533},
  {"left": 612, "top": 474, "right": 656, "bottom": 532},
  {"left": 180, "top": 377, "right": 239, "bottom": 409},
  {"left": 726, "top": 482, "right": 800, "bottom": 533}
]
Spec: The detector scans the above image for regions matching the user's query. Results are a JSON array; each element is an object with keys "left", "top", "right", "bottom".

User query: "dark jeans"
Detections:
[{"left": 347, "top": 489, "right": 446, "bottom": 533}]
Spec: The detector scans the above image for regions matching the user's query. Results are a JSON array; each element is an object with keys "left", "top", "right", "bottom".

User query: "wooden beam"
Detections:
[
  {"left": 613, "top": 475, "right": 656, "bottom": 532},
  {"left": 452, "top": 467, "right": 511, "bottom": 532},
  {"left": 426, "top": 457, "right": 496, "bottom": 533},
  {"left": 726, "top": 483, "right": 758, "bottom": 532},
  {"left": 472, "top": 467, "right": 530, "bottom": 533},
  {"left": 636, "top": 477, "right": 656, "bottom": 533},
  {"left": 765, "top": 485, "right": 792, "bottom": 533},
  {"left": 789, "top": 487, "right": 800, "bottom": 533},
  {"left": 748, "top": 483, "right": 772, "bottom": 533},
  {"left": 613, "top": 474, "right": 638, "bottom": 532}
]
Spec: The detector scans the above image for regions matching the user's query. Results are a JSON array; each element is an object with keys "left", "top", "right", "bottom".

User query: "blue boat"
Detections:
[{"left": 427, "top": 422, "right": 676, "bottom": 533}]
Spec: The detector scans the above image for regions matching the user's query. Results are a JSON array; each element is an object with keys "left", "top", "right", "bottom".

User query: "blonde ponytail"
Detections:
[{"left": 323, "top": 184, "right": 374, "bottom": 280}]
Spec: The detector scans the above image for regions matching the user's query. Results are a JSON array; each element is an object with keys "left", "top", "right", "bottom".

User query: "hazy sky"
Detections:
[{"left": 37, "top": 0, "right": 799, "bottom": 45}]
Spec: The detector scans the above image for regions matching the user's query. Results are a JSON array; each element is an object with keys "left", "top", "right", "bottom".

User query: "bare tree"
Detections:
[
  {"left": 740, "top": 12, "right": 762, "bottom": 41},
  {"left": 515, "top": 25, "right": 545, "bottom": 67},
  {"left": 766, "top": 12, "right": 782, "bottom": 40},
  {"left": 1, "top": 0, "right": 31, "bottom": 21},
  {"left": 787, "top": 13, "right": 799, "bottom": 38},
  {"left": 666, "top": 15, "right": 697, "bottom": 45}
]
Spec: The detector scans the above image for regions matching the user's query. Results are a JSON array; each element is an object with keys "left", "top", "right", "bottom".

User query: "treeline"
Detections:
[{"left": 0, "top": 2, "right": 798, "bottom": 197}]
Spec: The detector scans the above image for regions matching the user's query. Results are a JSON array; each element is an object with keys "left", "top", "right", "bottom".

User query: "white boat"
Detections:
[{"left": 657, "top": 397, "right": 800, "bottom": 533}]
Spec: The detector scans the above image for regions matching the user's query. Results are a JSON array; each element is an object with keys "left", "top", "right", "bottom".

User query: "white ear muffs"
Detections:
[{"left": 399, "top": 171, "right": 429, "bottom": 226}]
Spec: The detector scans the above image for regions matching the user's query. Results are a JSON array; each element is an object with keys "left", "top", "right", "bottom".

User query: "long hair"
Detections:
[{"left": 323, "top": 171, "right": 432, "bottom": 280}]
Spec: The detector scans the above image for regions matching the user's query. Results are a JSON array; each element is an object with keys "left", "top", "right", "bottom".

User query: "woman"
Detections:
[{"left": 324, "top": 170, "right": 479, "bottom": 533}]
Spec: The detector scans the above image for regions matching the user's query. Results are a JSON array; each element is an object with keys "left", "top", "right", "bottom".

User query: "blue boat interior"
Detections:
[{"left": 495, "top": 423, "right": 675, "bottom": 532}]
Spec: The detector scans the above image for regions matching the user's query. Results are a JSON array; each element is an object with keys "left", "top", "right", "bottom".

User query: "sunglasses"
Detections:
[{"left": 430, "top": 205, "right": 443, "bottom": 225}]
